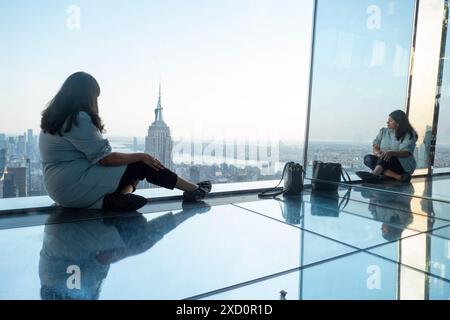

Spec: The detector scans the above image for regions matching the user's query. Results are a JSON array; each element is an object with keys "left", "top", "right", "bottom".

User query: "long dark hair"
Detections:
[
  {"left": 41, "top": 72, "right": 104, "bottom": 135},
  {"left": 389, "top": 110, "right": 417, "bottom": 142}
]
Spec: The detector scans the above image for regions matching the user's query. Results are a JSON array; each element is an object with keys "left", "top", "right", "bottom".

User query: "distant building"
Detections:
[
  {"left": 7, "top": 137, "right": 15, "bottom": 156},
  {"left": 0, "top": 134, "right": 6, "bottom": 149},
  {"left": 27, "top": 129, "right": 34, "bottom": 159},
  {"left": 145, "top": 84, "right": 174, "bottom": 171},
  {"left": 26, "top": 158, "right": 31, "bottom": 196},
  {"left": 0, "top": 148, "right": 6, "bottom": 198},
  {"left": 4, "top": 167, "right": 27, "bottom": 197},
  {"left": 189, "top": 166, "right": 200, "bottom": 183},
  {"left": 17, "top": 135, "right": 26, "bottom": 157},
  {"left": 2, "top": 172, "right": 17, "bottom": 198},
  {"left": 0, "top": 149, "right": 6, "bottom": 176},
  {"left": 30, "top": 174, "right": 46, "bottom": 196}
]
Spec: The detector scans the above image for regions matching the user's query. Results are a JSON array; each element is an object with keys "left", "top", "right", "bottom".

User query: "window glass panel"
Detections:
[
  {"left": 434, "top": 2, "right": 450, "bottom": 172},
  {"left": 307, "top": 0, "right": 415, "bottom": 177},
  {"left": 0, "top": 0, "right": 313, "bottom": 202}
]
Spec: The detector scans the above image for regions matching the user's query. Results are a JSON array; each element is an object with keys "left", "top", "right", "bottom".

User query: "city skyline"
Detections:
[
  {"left": 0, "top": 83, "right": 289, "bottom": 199},
  {"left": 2, "top": 123, "right": 450, "bottom": 200}
]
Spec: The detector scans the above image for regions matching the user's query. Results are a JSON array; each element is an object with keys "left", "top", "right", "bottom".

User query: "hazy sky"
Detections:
[
  {"left": 0, "top": 0, "right": 313, "bottom": 143},
  {"left": 3, "top": 0, "right": 448, "bottom": 144}
]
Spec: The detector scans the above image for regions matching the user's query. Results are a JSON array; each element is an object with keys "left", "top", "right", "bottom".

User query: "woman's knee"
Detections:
[
  {"left": 376, "top": 158, "right": 388, "bottom": 168},
  {"left": 137, "top": 161, "right": 169, "bottom": 174},
  {"left": 131, "top": 161, "right": 149, "bottom": 171},
  {"left": 364, "top": 154, "right": 377, "bottom": 168}
]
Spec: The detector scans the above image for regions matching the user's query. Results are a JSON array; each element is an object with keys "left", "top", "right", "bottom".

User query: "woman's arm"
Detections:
[
  {"left": 373, "top": 144, "right": 382, "bottom": 157},
  {"left": 99, "top": 152, "right": 165, "bottom": 170},
  {"left": 382, "top": 151, "right": 411, "bottom": 160}
]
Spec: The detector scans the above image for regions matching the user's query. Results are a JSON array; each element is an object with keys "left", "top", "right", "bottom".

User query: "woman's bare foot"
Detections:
[
  {"left": 120, "top": 185, "right": 134, "bottom": 194},
  {"left": 383, "top": 169, "right": 402, "bottom": 181},
  {"left": 175, "top": 177, "right": 198, "bottom": 192}
]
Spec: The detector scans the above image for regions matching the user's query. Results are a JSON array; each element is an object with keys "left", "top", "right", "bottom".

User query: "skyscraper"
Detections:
[
  {"left": 0, "top": 134, "right": 5, "bottom": 149},
  {"left": 26, "top": 158, "right": 31, "bottom": 196},
  {"left": 189, "top": 166, "right": 200, "bottom": 183},
  {"left": 0, "top": 148, "right": 6, "bottom": 198},
  {"left": 17, "top": 135, "right": 26, "bottom": 157},
  {"left": 7, "top": 137, "right": 15, "bottom": 156},
  {"left": 2, "top": 172, "right": 17, "bottom": 198},
  {"left": 4, "top": 167, "right": 27, "bottom": 197},
  {"left": 0, "top": 149, "right": 6, "bottom": 177},
  {"left": 27, "top": 129, "right": 34, "bottom": 158},
  {"left": 145, "top": 84, "right": 173, "bottom": 171}
]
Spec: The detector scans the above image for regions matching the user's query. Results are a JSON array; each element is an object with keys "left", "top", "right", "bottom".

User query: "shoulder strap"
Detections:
[
  {"left": 341, "top": 167, "right": 352, "bottom": 183},
  {"left": 258, "top": 162, "right": 291, "bottom": 198},
  {"left": 258, "top": 189, "right": 286, "bottom": 198},
  {"left": 337, "top": 187, "right": 351, "bottom": 211}
]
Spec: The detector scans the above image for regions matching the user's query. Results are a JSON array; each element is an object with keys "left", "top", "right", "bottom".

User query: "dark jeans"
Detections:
[
  {"left": 102, "top": 162, "right": 178, "bottom": 210},
  {"left": 364, "top": 154, "right": 405, "bottom": 174},
  {"left": 117, "top": 161, "right": 178, "bottom": 191}
]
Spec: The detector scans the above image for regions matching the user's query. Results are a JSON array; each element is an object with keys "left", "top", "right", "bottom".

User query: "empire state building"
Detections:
[{"left": 145, "top": 84, "right": 174, "bottom": 171}]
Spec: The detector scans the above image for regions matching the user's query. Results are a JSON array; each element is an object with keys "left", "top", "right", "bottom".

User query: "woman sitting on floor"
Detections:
[
  {"left": 39, "top": 72, "right": 211, "bottom": 211},
  {"left": 356, "top": 109, "right": 417, "bottom": 183}
]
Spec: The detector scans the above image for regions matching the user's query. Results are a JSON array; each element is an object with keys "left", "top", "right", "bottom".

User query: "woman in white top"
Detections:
[{"left": 356, "top": 110, "right": 417, "bottom": 183}]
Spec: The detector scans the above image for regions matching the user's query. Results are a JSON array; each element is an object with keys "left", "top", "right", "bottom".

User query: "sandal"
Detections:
[
  {"left": 356, "top": 171, "right": 384, "bottom": 183},
  {"left": 197, "top": 181, "right": 212, "bottom": 192},
  {"left": 183, "top": 181, "right": 212, "bottom": 202}
]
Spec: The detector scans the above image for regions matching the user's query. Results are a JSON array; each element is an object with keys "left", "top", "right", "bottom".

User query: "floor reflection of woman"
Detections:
[
  {"left": 360, "top": 184, "right": 414, "bottom": 241},
  {"left": 39, "top": 205, "right": 209, "bottom": 300}
]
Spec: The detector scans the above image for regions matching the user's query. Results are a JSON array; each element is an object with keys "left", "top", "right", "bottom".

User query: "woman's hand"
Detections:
[
  {"left": 140, "top": 153, "right": 165, "bottom": 171},
  {"left": 382, "top": 151, "right": 394, "bottom": 161},
  {"left": 373, "top": 144, "right": 382, "bottom": 158}
]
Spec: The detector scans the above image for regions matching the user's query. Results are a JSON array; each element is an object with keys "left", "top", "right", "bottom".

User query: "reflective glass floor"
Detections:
[
  {"left": 0, "top": 175, "right": 450, "bottom": 300},
  {"left": 342, "top": 174, "right": 450, "bottom": 203}
]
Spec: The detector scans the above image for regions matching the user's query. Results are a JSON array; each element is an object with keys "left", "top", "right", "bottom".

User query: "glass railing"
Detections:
[{"left": 0, "top": 179, "right": 282, "bottom": 212}]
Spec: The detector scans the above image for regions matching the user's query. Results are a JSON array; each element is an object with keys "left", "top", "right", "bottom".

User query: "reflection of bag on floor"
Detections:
[
  {"left": 312, "top": 161, "right": 351, "bottom": 191},
  {"left": 310, "top": 188, "right": 351, "bottom": 217},
  {"left": 274, "top": 197, "right": 303, "bottom": 225}
]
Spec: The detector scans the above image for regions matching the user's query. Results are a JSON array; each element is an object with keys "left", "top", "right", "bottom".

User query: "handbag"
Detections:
[
  {"left": 258, "top": 162, "right": 305, "bottom": 198},
  {"left": 311, "top": 160, "right": 351, "bottom": 191}
]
